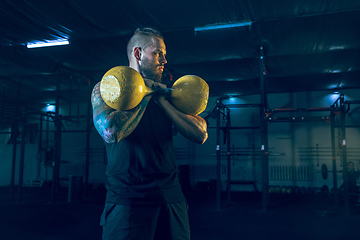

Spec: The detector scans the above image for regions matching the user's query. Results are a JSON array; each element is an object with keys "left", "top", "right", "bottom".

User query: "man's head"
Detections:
[
  {"left": 347, "top": 162, "right": 355, "bottom": 171},
  {"left": 127, "top": 28, "right": 167, "bottom": 82}
]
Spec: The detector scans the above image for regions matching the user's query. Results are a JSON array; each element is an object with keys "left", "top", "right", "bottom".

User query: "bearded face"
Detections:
[
  {"left": 139, "top": 55, "right": 163, "bottom": 82},
  {"left": 137, "top": 37, "right": 167, "bottom": 83}
]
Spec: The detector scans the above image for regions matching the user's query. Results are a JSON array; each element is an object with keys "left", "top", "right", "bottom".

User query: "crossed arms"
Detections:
[{"left": 91, "top": 80, "right": 208, "bottom": 144}]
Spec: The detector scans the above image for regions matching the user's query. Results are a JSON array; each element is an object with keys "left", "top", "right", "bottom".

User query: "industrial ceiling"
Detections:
[{"left": 0, "top": 0, "right": 360, "bottom": 112}]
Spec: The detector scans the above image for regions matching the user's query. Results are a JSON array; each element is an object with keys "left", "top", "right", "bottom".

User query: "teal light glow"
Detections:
[
  {"left": 44, "top": 104, "right": 55, "bottom": 112},
  {"left": 326, "top": 93, "right": 341, "bottom": 104},
  {"left": 195, "top": 21, "right": 252, "bottom": 32}
]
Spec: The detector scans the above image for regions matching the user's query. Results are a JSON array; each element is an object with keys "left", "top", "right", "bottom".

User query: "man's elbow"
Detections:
[
  {"left": 194, "top": 131, "right": 208, "bottom": 144},
  {"left": 94, "top": 121, "right": 117, "bottom": 144},
  {"left": 102, "top": 129, "right": 117, "bottom": 144}
]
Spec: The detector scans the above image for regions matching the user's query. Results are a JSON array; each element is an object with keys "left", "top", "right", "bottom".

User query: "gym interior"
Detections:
[{"left": 1, "top": 1, "right": 360, "bottom": 240}]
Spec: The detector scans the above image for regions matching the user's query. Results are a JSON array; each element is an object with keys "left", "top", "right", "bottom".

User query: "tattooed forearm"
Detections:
[{"left": 91, "top": 82, "right": 149, "bottom": 143}]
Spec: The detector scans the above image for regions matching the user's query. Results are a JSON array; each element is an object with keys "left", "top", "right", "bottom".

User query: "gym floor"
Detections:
[{"left": 0, "top": 186, "right": 359, "bottom": 240}]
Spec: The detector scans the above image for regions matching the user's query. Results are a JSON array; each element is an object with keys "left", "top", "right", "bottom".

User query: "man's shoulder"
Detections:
[{"left": 93, "top": 81, "right": 101, "bottom": 89}]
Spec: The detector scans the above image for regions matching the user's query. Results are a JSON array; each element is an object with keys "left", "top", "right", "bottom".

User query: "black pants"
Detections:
[{"left": 100, "top": 201, "right": 190, "bottom": 240}]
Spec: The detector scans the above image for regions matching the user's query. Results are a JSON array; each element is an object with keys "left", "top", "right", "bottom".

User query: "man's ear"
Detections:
[{"left": 134, "top": 47, "right": 142, "bottom": 61}]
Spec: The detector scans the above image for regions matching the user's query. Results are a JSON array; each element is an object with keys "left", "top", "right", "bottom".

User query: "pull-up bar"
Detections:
[{"left": 265, "top": 107, "right": 336, "bottom": 113}]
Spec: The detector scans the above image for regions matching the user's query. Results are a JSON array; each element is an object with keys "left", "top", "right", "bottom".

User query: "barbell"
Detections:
[
  {"left": 311, "top": 164, "right": 342, "bottom": 180},
  {"left": 100, "top": 66, "right": 209, "bottom": 116}
]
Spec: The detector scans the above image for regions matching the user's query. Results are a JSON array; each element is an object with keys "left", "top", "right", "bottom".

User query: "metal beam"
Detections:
[
  {"left": 17, "top": 117, "right": 26, "bottom": 202},
  {"left": 268, "top": 116, "right": 331, "bottom": 122},
  {"left": 340, "top": 94, "right": 350, "bottom": 216},
  {"left": 216, "top": 101, "right": 221, "bottom": 210},
  {"left": 226, "top": 108, "right": 231, "bottom": 203},
  {"left": 10, "top": 84, "right": 20, "bottom": 196},
  {"left": 260, "top": 44, "right": 269, "bottom": 211},
  {"left": 266, "top": 107, "right": 335, "bottom": 113},
  {"left": 51, "top": 78, "right": 62, "bottom": 204},
  {"left": 330, "top": 113, "right": 339, "bottom": 207}
]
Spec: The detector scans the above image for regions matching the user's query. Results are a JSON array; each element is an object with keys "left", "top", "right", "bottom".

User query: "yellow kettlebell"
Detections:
[
  {"left": 170, "top": 75, "right": 209, "bottom": 116},
  {"left": 100, "top": 66, "right": 209, "bottom": 115},
  {"left": 100, "top": 66, "right": 152, "bottom": 111}
]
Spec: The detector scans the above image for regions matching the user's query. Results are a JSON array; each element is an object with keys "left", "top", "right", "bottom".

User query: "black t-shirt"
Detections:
[
  {"left": 347, "top": 171, "right": 360, "bottom": 192},
  {"left": 104, "top": 99, "right": 185, "bottom": 205}
]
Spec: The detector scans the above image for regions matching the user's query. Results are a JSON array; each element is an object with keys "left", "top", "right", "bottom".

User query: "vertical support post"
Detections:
[
  {"left": 10, "top": 123, "right": 18, "bottom": 196},
  {"left": 17, "top": 116, "right": 26, "bottom": 202},
  {"left": 216, "top": 101, "right": 221, "bottom": 210},
  {"left": 260, "top": 43, "right": 269, "bottom": 211},
  {"left": 37, "top": 115, "right": 43, "bottom": 178},
  {"left": 10, "top": 84, "right": 20, "bottom": 196},
  {"left": 77, "top": 79, "right": 81, "bottom": 123},
  {"left": 226, "top": 108, "right": 231, "bottom": 202},
  {"left": 68, "top": 76, "right": 73, "bottom": 117},
  {"left": 84, "top": 99, "right": 91, "bottom": 197},
  {"left": 45, "top": 116, "right": 50, "bottom": 183},
  {"left": 260, "top": 121, "right": 269, "bottom": 211},
  {"left": 51, "top": 78, "right": 62, "bottom": 204},
  {"left": 46, "top": 115, "right": 50, "bottom": 146},
  {"left": 340, "top": 94, "right": 349, "bottom": 215},
  {"left": 252, "top": 144, "right": 256, "bottom": 190},
  {"left": 316, "top": 144, "right": 319, "bottom": 166},
  {"left": 330, "top": 111, "right": 338, "bottom": 207},
  {"left": 1, "top": 83, "right": 4, "bottom": 119}
]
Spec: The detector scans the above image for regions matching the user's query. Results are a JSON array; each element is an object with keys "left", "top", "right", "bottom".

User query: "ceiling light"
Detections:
[
  {"left": 44, "top": 104, "right": 55, "bottom": 112},
  {"left": 329, "top": 46, "right": 344, "bottom": 50},
  {"left": 27, "top": 39, "right": 69, "bottom": 48},
  {"left": 194, "top": 21, "right": 252, "bottom": 32}
]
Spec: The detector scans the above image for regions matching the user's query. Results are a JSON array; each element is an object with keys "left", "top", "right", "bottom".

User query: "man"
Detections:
[
  {"left": 91, "top": 28, "right": 208, "bottom": 240},
  {"left": 341, "top": 161, "right": 360, "bottom": 207},
  {"left": 343, "top": 162, "right": 360, "bottom": 192}
]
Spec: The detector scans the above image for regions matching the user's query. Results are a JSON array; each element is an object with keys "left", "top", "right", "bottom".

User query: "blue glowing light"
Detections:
[
  {"left": 27, "top": 39, "right": 69, "bottom": 48},
  {"left": 44, "top": 105, "right": 55, "bottom": 112},
  {"left": 325, "top": 93, "right": 342, "bottom": 104},
  {"left": 194, "top": 21, "right": 252, "bottom": 32}
]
